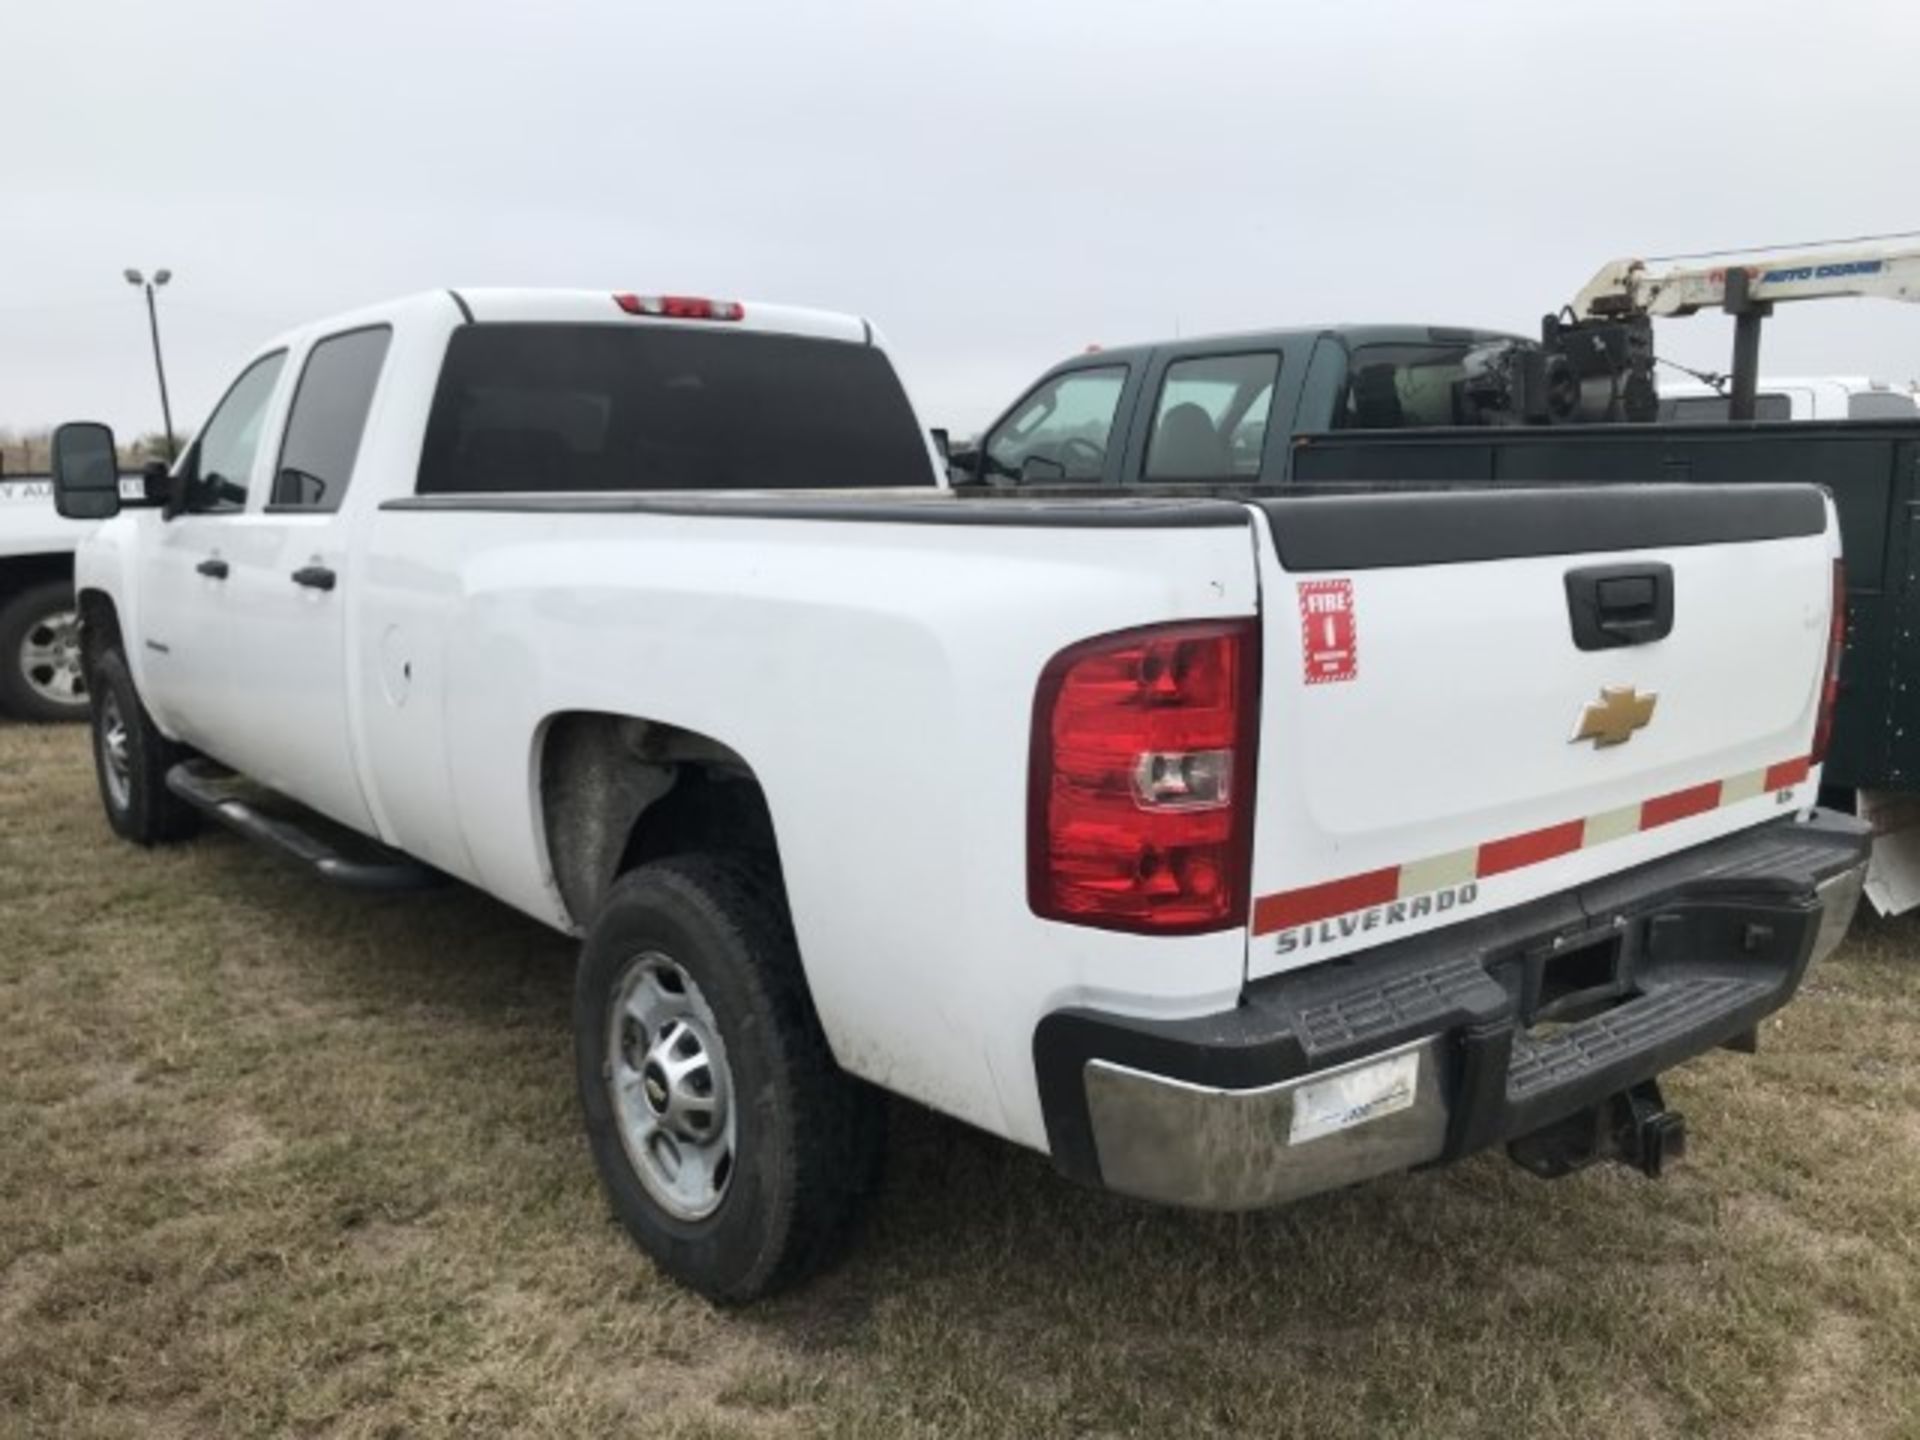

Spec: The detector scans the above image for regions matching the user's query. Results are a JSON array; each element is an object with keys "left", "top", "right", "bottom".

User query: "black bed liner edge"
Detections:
[{"left": 381, "top": 481, "right": 1824, "bottom": 559}]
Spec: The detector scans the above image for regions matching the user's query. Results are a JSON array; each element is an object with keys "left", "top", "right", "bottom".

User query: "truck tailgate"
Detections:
[{"left": 1244, "top": 485, "right": 1838, "bottom": 980}]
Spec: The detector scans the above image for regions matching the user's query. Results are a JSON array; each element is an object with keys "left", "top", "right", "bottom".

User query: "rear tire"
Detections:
[
  {"left": 575, "top": 854, "right": 884, "bottom": 1303},
  {"left": 87, "top": 645, "right": 199, "bottom": 844},
  {"left": 0, "top": 581, "right": 89, "bottom": 722}
]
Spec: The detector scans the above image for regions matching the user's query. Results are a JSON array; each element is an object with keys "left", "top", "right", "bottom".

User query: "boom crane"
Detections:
[{"left": 1567, "top": 242, "right": 1920, "bottom": 420}]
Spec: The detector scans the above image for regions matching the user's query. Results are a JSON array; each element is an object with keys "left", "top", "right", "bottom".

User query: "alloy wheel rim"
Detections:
[
  {"left": 98, "top": 690, "right": 132, "bottom": 809},
  {"left": 606, "top": 951, "right": 737, "bottom": 1222},
  {"left": 19, "top": 609, "right": 86, "bottom": 708}
]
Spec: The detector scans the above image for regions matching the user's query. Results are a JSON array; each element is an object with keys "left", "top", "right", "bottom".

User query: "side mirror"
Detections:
[
  {"left": 946, "top": 444, "right": 984, "bottom": 487},
  {"left": 141, "top": 459, "right": 171, "bottom": 504},
  {"left": 49, "top": 422, "right": 121, "bottom": 520},
  {"left": 161, "top": 467, "right": 194, "bottom": 521}
]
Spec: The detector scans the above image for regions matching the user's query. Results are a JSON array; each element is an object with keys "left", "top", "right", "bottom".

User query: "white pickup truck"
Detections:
[
  {"left": 0, "top": 471, "right": 100, "bottom": 720},
  {"left": 49, "top": 288, "right": 1870, "bottom": 1301}
]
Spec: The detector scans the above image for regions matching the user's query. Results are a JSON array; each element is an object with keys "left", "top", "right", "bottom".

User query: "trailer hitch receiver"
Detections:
[
  {"left": 1506, "top": 1081, "right": 1686, "bottom": 1181},
  {"left": 1617, "top": 1081, "right": 1687, "bottom": 1179}
]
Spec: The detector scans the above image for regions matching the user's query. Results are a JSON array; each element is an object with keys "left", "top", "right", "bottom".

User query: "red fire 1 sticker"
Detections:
[{"left": 1298, "top": 579, "right": 1357, "bottom": 685}]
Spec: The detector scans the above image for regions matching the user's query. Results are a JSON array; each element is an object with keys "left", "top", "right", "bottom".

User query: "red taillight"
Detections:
[
  {"left": 1811, "top": 558, "right": 1847, "bottom": 766},
  {"left": 613, "top": 293, "right": 746, "bottom": 321},
  {"left": 1029, "top": 620, "right": 1260, "bottom": 934}
]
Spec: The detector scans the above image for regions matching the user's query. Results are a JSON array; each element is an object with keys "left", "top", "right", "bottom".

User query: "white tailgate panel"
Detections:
[{"left": 1247, "top": 530, "right": 1832, "bottom": 979}]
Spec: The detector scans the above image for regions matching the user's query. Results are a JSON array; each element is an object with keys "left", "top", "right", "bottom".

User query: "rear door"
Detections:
[
  {"left": 213, "top": 325, "right": 392, "bottom": 832},
  {"left": 1242, "top": 485, "right": 1837, "bottom": 980},
  {"left": 1124, "top": 343, "right": 1289, "bottom": 486}
]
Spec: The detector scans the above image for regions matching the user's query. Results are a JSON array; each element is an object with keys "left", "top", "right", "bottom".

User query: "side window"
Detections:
[
  {"left": 1658, "top": 393, "right": 1793, "bottom": 424},
  {"left": 185, "top": 351, "right": 287, "bottom": 513},
  {"left": 271, "top": 327, "right": 393, "bottom": 511},
  {"left": 984, "top": 367, "right": 1126, "bottom": 482},
  {"left": 1144, "top": 353, "right": 1280, "bottom": 481},
  {"left": 1848, "top": 390, "right": 1917, "bottom": 420}
]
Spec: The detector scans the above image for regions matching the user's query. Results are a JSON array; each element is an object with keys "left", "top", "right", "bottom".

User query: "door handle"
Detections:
[
  {"left": 1565, "top": 563, "right": 1674, "bottom": 650},
  {"left": 291, "top": 565, "right": 337, "bottom": 592},
  {"left": 195, "top": 558, "right": 229, "bottom": 580}
]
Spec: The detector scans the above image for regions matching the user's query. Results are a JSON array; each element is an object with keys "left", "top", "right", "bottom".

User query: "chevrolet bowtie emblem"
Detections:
[{"left": 1572, "top": 685, "right": 1658, "bottom": 747}]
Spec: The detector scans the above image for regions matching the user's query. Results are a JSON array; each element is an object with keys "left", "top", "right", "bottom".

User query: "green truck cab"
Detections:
[{"left": 955, "top": 325, "right": 1920, "bottom": 810}]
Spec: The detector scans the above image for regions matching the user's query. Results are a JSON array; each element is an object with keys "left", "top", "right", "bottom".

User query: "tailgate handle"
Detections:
[{"left": 1565, "top": 563, "right": 1673, "bottom": 650}]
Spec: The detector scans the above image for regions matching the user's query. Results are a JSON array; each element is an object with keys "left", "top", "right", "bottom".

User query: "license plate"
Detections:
[{"left": 1288, "top": 1049, "right": 1420, "bottom": 1145}]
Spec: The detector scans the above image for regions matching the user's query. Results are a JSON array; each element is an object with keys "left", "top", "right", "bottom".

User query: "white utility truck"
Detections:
[
  {"left": 48, "top": 289, "right": 1869, "bottom": 1301},
  {"left": 0, "top": 469, "right": 100, "bottom": 720}
]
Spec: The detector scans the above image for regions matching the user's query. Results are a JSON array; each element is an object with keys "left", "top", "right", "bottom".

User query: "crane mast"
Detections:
[
  {"left": 1565, "top": 244, "right": 1920, "bottom": 420},
  {"left": 1574, "top": 246, "right": 1920, "bottom": 318}
]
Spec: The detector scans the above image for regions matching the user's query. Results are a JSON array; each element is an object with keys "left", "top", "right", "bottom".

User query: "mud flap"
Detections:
[{"left": 1856, "top": 789, "right": 1920, "bottom": 916}]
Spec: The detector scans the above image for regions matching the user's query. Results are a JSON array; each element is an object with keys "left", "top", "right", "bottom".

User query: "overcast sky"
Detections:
[{"left": 3, "top": 0, "right": 1916, "bottom": 441}]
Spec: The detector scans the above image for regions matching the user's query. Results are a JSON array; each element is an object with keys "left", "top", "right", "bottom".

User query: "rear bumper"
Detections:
[{"left": 1034, "top": 810, "right": 1869, "bottom": 1211}]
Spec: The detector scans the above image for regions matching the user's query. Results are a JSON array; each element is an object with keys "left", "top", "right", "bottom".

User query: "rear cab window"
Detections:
[
  {"left": 1335, "top": 340, "right": 1509, "bottom": 429},
  {"left": 417, "top": 325, "right": 931, "bottom": 493}
]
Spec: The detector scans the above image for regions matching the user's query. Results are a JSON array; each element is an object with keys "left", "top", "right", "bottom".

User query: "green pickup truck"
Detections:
[{"left": 951, "top": 324, "right": 1920, "bottom": 864}]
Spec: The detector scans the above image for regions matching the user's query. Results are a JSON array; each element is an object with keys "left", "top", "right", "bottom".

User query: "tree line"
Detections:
[{"left": 0, "top": 428, "right": 179, "bottom": 478}]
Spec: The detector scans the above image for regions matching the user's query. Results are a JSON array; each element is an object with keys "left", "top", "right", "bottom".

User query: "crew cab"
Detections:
[
  {"left": 51, "top": 292, "right": 1868, "bottom": 1301},
  {"left": 946, "top": 324, "right": 1528, "bottom": 489}
]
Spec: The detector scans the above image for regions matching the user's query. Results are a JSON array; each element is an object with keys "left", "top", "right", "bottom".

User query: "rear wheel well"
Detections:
[{"left": 539, "top": 712, "right": 780, "bottom": 929}]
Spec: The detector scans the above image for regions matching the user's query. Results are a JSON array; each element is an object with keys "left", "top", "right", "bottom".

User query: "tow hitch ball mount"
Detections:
[{"left": 1506, "top": 1080, "right": 1688, "bottom": 1181}]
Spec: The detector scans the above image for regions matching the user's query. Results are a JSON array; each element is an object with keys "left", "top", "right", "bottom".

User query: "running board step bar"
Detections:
[{"left": 165, "top": 760, "right": 441, "bottom": 891}]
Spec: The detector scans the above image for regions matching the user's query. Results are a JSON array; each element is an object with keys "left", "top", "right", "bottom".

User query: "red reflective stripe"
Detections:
[
  {"left": 1640, "top": 781, "right": 1723, "bottom": 829},
  {"left": 1249, "top": 756, "right": 1804, "bottom": 933},
  {"left": 1764, "top": 756, "right": 1811, "bottom": 791},
  {"left": 1476, "top": 819, "right": 1586, "bottom": 879},
  {"left": 1252, "top": 867, "right": 1400, "bottom": 935}
]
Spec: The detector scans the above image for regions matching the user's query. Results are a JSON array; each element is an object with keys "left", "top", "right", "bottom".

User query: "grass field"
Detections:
[{"left": 3, "top": 721, "right": 1919, "bottom": 1439}]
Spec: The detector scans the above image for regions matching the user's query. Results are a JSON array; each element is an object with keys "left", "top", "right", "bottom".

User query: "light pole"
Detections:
[{"left": 124, "top": 268, "right": 177, "bottom": 461}]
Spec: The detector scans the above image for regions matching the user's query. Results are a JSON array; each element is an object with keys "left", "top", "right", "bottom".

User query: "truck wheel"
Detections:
[
  {"left": 87, "top": 645, "right": 199, "bottom": 845},
  {"left": 0, "top": 581, "right": 89, "bottom": 722},
  {"left": 575, "top": 855, "right": 884, "bottom": 1303}
]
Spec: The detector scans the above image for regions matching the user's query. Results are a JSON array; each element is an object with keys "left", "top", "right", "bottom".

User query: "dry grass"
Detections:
[{"left": 3, "top": 722, "right": 1919, "bottom": 1439}]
